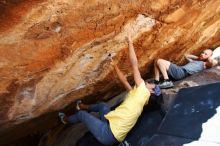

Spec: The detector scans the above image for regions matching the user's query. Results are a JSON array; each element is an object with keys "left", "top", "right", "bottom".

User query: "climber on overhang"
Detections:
[
  {"left": 153, "top": 49, "right": 218, "bottom": 89},
  {"left": 58, "top": 33, "right": 161, "bottom": 146}
]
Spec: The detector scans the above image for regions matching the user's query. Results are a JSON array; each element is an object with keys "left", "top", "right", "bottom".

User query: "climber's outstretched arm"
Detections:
[
  {"left": 126, "top": 34, "right": 144, "bottom": 87},
  {"left": 111, "top": 59, "right": 132, "bottom": 91}
]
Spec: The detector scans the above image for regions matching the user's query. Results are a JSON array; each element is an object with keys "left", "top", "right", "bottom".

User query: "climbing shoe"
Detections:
[
  {"left": 58, "top": 112, "right": 67, "bottom": 124},
  {"left": 153, "top": 79, "right": 160, "bottom": 85},
  {"left": 76, "top": 99, "right": 82, "bottom": 111},
  {"left": 159, "top": 80, "right": 174, "bottom": 89},
  {"left": 118, "top": 140, "right": 131, "bottom": 146}
]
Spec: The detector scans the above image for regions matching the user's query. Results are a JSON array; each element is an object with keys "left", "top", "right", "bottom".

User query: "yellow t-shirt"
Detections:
[{"left": 105, "top": 81, "right": 150, "bottom": 142}]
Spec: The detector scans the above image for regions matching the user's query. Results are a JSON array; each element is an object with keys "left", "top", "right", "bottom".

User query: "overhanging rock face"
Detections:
[{"left": 0, "top": 0, "right": 220, "bottom": 142}]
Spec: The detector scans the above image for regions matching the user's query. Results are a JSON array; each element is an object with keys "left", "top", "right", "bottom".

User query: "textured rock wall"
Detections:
[{"left": 0, "top": 0, "right": 220, "bottom": 143}]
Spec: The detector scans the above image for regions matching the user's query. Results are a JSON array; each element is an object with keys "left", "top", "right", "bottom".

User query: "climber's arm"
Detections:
[
  {"left": 184, "top": 54, "right": 198, "bottom": 62},
  {"left": 111, "top": 59, "right": 132, "bottom": 91},
  {"left": 126, "top": 34, "right": 144, "bottom": 87}
]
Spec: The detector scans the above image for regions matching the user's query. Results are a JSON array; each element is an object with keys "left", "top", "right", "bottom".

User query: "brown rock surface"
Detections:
[{"left": 0, "top": 0, "right": 220, "bottom": 145}]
